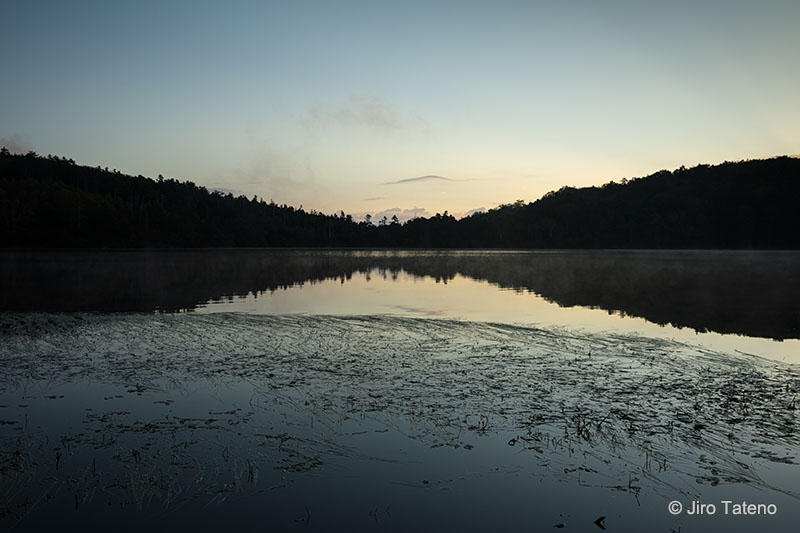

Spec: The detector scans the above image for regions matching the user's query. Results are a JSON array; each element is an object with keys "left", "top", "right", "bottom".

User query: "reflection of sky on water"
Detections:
[
  {"left": 3, "top": 313, "right": 799, "bottom": 532},
  {"left": 196, "top": 268, "right": 800, "bottom": 364},
  {"left": 3, "top": 249, "right": 800, "bottom": 532},
  {"left": 1, "top": 249, "right": 798, "bottom": 364}
]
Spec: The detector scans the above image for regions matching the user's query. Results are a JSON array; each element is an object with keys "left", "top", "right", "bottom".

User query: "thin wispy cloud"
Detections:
[
  {"left": 208, "top": 186, "right": 245, "bottom": 196},
  {"left": 385, "top": 175, "right": 454, "bottom": 185},
  {"left": 225, "top": 149, "right": 321, "bottom": 208},
  {"left": 465, "top": 207, "right": 486, "bottom": 216},
  {"left": 352, "top": 205, "right": 483, "bottom": 222},
  {"left": 0, "top": 135, "right": 33, "bottom": 154},
  {"left": 363, "top": 196, "right": 385, "bottom": 201},
  {"left": 351, "top": 206, "right": 431, "bottom": 223},
  {"left": 306, "top": 95, "right": 401, "bottom": 132}
]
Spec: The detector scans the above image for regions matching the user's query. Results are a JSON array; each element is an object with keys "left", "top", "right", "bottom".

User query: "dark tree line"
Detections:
[
  {"left": 0, "top": 150, "right": 373, "bottom": 247},
  {"left": 453, "top": 158, "right": 800, "bottom": 249},
  {"left": 1, "top": 148, "right": 798, "bottom": 248}
]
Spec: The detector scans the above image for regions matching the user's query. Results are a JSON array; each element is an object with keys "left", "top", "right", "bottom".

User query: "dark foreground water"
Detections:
[{"left": 1, "top": 250, "right": 799, "bottom": 531}]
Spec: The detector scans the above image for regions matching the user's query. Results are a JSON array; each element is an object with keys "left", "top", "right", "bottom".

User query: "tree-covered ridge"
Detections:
[
  {"left": 456, "top": 157, "right": 800, "bottom": 249},
  {"left": 0, "top": 149, "right": 371, "bottom": 247},
  {"left": 1, "top": 149, "right": 798, "bottom": 248}
]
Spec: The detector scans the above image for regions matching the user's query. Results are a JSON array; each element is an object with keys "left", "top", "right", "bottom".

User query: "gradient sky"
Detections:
[{"left": 2, "top": 1, "right": 798, "bottom": 220}]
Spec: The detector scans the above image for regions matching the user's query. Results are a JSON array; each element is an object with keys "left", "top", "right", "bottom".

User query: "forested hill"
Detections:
[
  {"left": 0, "top": 150, "right": 369, "bottom": 247},
  {"left": 455, "top": 156, "right": 800, "bottom": 249},
  {"left": 1, "top": 149, "right": 798, "bottom": 249}
]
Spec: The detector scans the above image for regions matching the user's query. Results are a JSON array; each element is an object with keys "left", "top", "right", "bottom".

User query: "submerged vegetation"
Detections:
[
  {"left": 1, "top": 149, "right": 798, "bottom": 248},
  {"left": 2, "top": 313, "right": 800, "bottom": 530}
]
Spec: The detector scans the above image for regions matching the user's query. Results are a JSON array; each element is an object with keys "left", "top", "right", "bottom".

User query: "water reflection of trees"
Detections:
[{"left": 2, "top": 250, "right": 798, "bottom": 340}]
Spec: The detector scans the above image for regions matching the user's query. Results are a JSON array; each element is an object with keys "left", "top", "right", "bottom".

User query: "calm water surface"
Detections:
[
  {"left": 3, "top": 249, "right": 799, "bottom": 360},
  {"left": 1, "top": 250, "right": 799, "bottom": 532}
]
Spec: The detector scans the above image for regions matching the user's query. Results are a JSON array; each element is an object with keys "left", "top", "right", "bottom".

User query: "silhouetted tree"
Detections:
[{"left": 1, "top": 151, "right": 798, "bottom": 249}]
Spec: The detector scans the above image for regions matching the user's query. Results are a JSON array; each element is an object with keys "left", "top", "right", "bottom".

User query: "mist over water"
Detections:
[
  {"left": 1, "top": 250, "right": 799, "bottom": 532},
  {"left": 3, "top": 249, "right": 799, "bottom": 360}
]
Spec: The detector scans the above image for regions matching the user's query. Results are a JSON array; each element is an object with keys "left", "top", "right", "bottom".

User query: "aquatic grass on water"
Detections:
[{"left": 0, "top": 313, "right": 799, "bottom": 530}]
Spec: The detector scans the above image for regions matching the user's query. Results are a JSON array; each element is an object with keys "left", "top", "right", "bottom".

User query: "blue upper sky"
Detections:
[{"left": 2, "top": 0, "right": 798, "bottom": 220}]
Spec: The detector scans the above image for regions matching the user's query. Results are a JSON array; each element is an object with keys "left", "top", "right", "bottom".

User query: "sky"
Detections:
[{"left": 2, "top": 0, "right": 799, "bottom": 221}]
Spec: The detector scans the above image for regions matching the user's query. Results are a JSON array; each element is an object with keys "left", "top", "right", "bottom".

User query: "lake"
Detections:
[{"left": 1, "top": 250, "right": 799, "bottom": 531}]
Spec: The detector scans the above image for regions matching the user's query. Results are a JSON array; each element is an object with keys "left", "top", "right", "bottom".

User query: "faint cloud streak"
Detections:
[
  {"left": 0, "top": 135, "right": 33, "bottom": 154},
  {"left": 385, "top": 175, "right": 454, "bottom": 185},
  {"left": 351, "top": 206, "right": 431, "bottom": 223},
  {"left": 305, "top": 95, "right": 401, "bottom": 132},
  {"left": 208, "top": 186, "right": 245, "bottom": 196}
]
